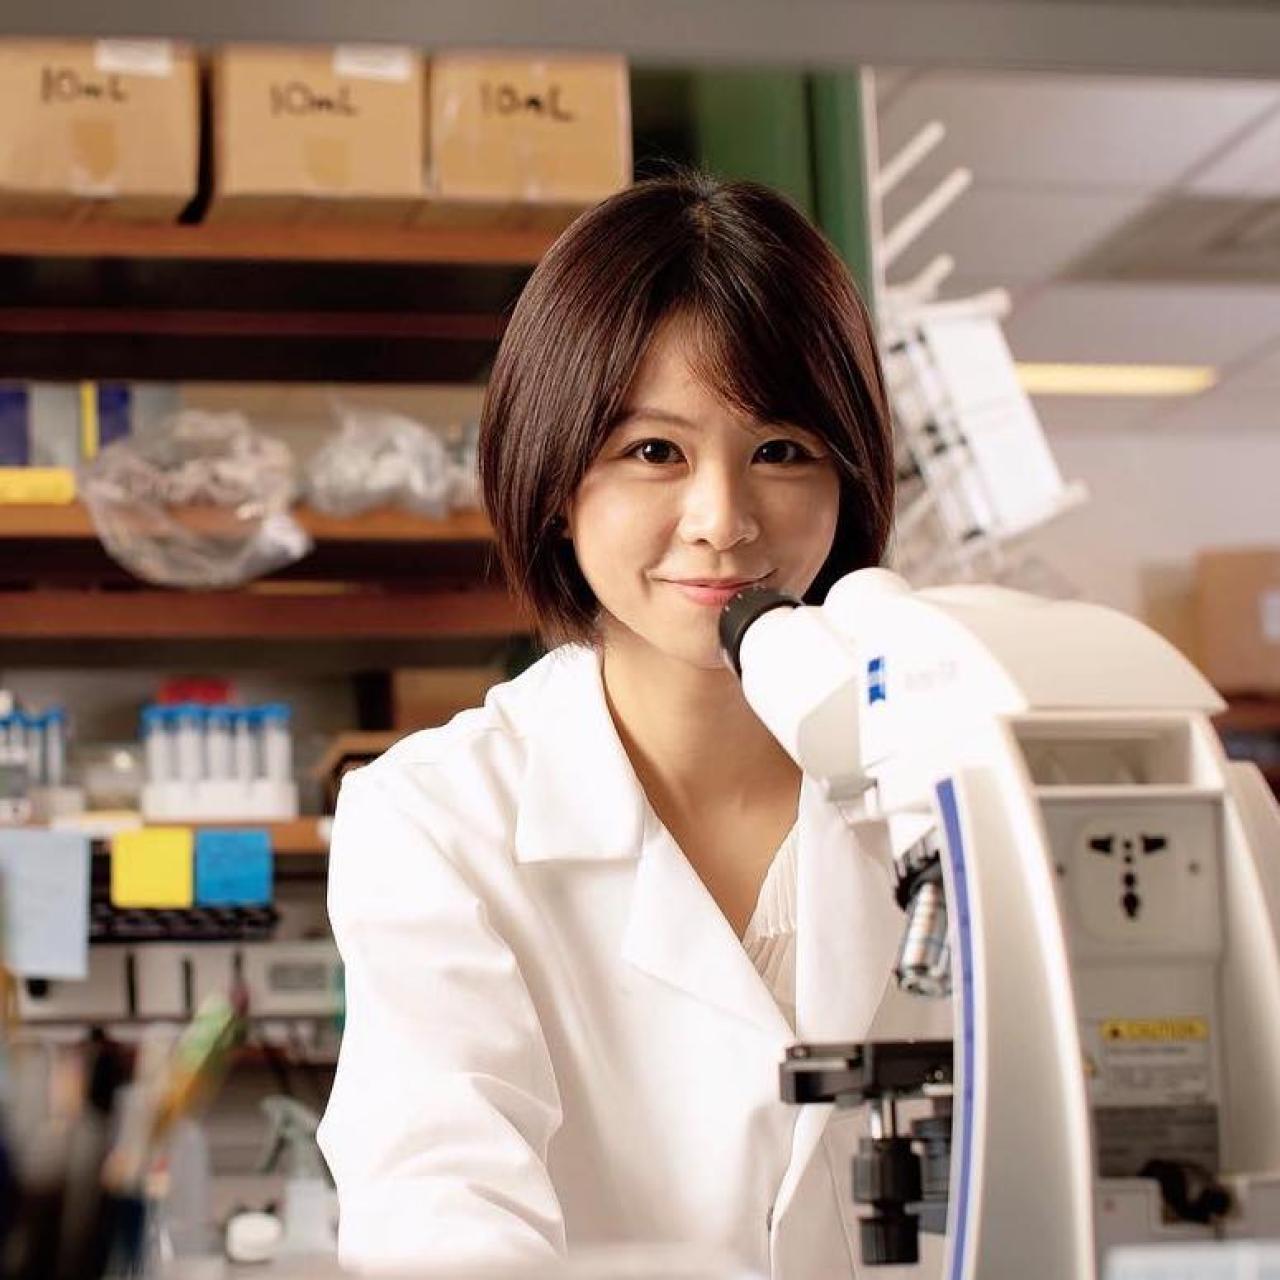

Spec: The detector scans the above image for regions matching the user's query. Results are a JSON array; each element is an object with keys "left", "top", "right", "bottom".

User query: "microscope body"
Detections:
[{"left": 732, "top": 569, "right": 1280, "bottom": 1278}]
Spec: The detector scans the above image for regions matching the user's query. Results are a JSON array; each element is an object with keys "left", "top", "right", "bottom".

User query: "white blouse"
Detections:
[{"left": 741, "top": 824, "right": 800, "bottom": 1030}]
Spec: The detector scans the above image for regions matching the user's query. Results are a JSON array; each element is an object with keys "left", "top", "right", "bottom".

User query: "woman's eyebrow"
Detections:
[{"left": 614, "top": 406, "right": 698, "bottom": 429}]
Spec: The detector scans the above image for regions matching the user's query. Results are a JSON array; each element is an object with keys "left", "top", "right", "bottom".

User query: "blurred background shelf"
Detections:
[
  {"left": 0, "top": 226, "right": 545, "bottom": 382},
  {"left": 1214, "top": 697, "right": 1280, "bottom": 735},
  {"left": 0, "top": 584, "right": 521, "bottom": 640},
  {"left": 0, "top": 502, "right": 493, "bottom": 542},
  {"left": 0, "top": 217, "right": 558, "bottom": 265},
  {"left": 0, "top": 504, "right": 515, "bottom": 642}
]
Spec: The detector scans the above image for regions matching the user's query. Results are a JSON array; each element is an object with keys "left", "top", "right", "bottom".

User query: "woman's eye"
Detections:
[
  {"left": 628, "top": 438, "right": 683, "bottom": 465},
  {"left": 754, "top": 439, "right": 812, "bottom": 465}
]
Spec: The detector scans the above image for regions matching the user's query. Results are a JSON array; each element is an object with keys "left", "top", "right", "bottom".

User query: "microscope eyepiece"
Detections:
[{"left": 718, "top": 585, "right": 800, "bottom": 676}]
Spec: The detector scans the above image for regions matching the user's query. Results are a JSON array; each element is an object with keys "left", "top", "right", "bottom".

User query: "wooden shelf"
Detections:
[
  {"left": 0, "top": 218, "right": 558, "bottom": 266},
  {"left": 1214, "top": 698, "right": 1280, "bottom": 734},
  {"left": 0, "top": 584, "right": 522, "bottom": 639},
  {"left": 0, "top": 221, "right": 545, "bottom": 382},
  {"left": 0, "top": 502, "right": 493, "bottom": 543},
  {"left": 195, "top": 816, "right": 330, "bottom": 857},
  {"left": 0, "top": 502, "right": 519, "bottom": 639},
  {"left": 77, "top": 817, "right": 330, "bottom": 857}
]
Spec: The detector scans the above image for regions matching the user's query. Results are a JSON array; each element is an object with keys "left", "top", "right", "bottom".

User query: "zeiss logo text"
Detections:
[{"left": 868, "top": 656, "right": 887, "bottom": 705}]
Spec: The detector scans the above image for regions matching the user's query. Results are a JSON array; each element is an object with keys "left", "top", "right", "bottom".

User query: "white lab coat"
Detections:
[{"left": 317, "top": 643, "right": 910, "bottom": 1277}]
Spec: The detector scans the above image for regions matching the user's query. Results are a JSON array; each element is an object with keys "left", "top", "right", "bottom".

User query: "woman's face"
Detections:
[{"left": 567, "top": 321, "right": 842, "bottom": 671}]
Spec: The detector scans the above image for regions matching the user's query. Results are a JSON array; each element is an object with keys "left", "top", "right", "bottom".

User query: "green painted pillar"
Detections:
[
  {"left": 692, "top": 69, "right": 876, "bottom": 311},
  {"left": 692, "top": 71, "right": 815, "bottom": 217},
  {"left": 809, "top": 71, "right": 877, "bottom": 308}
]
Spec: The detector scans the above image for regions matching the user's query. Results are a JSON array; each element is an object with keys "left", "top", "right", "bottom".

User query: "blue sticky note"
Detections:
[
  {"left": 194, "top": 828, "right": 273, "bottom": 906},
  {"left": 0, "top": 385, "right": 30, "bottom": 466},
  {"left": 96, "top": 383, "right": 132, "bottom": 449},
  {"left": 0, "top": 829, "right": 90, "bottom": 979}
]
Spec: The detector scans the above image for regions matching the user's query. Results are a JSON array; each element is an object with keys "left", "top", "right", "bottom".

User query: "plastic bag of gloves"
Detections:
[
  {"left": 305, "top": 404, "right": 468, "bottom": 519},
  {"left": 79, "top": 411, "right": 312, "bottom": 589}
]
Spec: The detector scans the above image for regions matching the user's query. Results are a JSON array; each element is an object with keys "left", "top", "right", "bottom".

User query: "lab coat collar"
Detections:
[
  {"left": 621, "top": 817, "right": 795, "bottom": 1041},
  {"left": 512, "top": 646, "right": 648, "bottom": 865},
  {"left": 511, "top": 644, "right": 795, "bottom": 1039}
]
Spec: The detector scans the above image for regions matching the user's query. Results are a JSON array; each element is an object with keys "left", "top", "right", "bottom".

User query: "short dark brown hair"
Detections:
[{"left": 479, "top": 169, "right": 894, "bottom": 645}]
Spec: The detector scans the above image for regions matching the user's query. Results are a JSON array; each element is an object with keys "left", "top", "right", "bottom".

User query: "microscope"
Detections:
[{"left": 721, "top": 568, "right": 1280, "bottom": 1278}]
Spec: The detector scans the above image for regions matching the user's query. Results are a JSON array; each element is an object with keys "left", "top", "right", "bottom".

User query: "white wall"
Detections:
[{"left": 1029, "top": 420, "right": 1280, "bottom": 658}]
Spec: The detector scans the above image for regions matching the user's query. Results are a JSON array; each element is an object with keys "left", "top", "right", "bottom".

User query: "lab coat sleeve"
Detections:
[{"left": 317, "top": 766, "right": 567, "bottom": 1273}]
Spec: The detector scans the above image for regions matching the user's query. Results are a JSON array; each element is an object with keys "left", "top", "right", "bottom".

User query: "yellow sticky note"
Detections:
[{"left": 111, "top": 827, "right": 194, "bottom": 908}]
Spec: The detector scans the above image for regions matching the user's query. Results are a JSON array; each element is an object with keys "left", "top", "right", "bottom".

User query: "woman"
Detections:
[{"left": 318, "top": 171, "right": 905, "bottom": 1277}]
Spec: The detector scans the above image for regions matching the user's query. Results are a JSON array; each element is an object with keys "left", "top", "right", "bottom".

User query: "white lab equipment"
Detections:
[
  {"left": 140, "top": 701, "right": 298, "bottom": 822},
  {"left": 259, "top": 1095, "right": 338, "bottom": 1257},
  {"left": 873, "top": 112, "right": 1086, "bottom": 593},
  {"left": 721, "top": 570, "right": 1280, "bottom": 1278}
]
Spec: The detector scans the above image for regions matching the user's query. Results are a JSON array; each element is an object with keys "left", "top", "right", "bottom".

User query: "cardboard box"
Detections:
[
  {"left": 421, "top": 53, "right": 631, "bottom": 228},
  {"left": 209, "top": 44, "right": 424, "bottom": 224},
  {"left": 1195, "top": 548, "right": 1280, "bottom": 694},
  {"left": 0, "top": 39, "right": 198, "bottom": 220},
  {"left": 391, "top": 666, "right": 503, "bottom": 730}
]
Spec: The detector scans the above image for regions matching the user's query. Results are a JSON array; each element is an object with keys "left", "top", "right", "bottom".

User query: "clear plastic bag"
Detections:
[
  {"left": 304, "top": 405, "right": 463, "bottom": 519},
  {"left": 79, "top": 411, "right": 312, "bottom": 590}
]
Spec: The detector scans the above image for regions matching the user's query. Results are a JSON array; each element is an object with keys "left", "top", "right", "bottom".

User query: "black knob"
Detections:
[
  {"left": 859, "top": 1211, "right": 920, "bottom": 1266},
  {"left": 718, "top": 585, "right": 799, "bottom": 676},
  {"left": 853, "top": 1136, "right": 922, "bottom": 1206},
  {"left": 911, "top": 1114, "right": 952, "bottom": 1202}
]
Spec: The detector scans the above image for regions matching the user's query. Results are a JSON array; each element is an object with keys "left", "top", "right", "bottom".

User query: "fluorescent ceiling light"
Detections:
[{"left": 1015, "top": 362, "right": 1217, "bottom": 397}]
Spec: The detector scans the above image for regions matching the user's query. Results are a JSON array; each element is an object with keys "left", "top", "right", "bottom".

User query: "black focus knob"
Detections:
[
  {"left": 853, "top": 1136, "right": 923, "bottom": 1206},
  {"left": 718, "top": 585, "right": 799, "bottom": 675},
  {"left": 859, "top": 1211, "right": 920, "bottom": 1266}
]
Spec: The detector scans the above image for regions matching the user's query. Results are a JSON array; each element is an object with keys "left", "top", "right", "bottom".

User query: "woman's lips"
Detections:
[{"left": 665, "top": 578, "right": 762, "bottom": 607}]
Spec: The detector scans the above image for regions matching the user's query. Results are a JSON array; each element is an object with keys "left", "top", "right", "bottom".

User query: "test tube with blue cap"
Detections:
[
  {"left": 12, "top": 709, "right": 34, "bottom": 781},
  {"left": 259, "top": 703, "right": 293, "bottom": 783},
  {"left": 141, "top": 705, "right": 171, "bottom": 785},
  {"left": 232, "top": 707, "right": 256, "bottom": 786},
  {"left": 43, "top": 707, "right": 67, "bottom": 788},
  {"left": 174, "top": 702, "right": 204, "bottom": 786},
  {"left": 206, "top": 706, "right": 234, "bottom": 782}
]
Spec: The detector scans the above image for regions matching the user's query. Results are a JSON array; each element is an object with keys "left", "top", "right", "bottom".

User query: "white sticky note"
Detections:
[
  {"left": 94, "top": 40, "right": 175, "bottom": 78},
  {"left": 333, "top": 45, "right": 414, "bottom": 82},
  {"left": 1260, "top": 589, "right": 1280, "bottom": 644},
  {"left": 0, "top": 830, "right": 91, "bottom": 979}
]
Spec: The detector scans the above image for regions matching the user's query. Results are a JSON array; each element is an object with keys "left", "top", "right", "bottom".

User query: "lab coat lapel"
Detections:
[
  {"left": 772, "top": 775, "right": 902, "bottom": 1225},
  {"left": 513, "top": 649, "right": 792, "bottom": 1039},
  {"left": 512, "top": 647, "right": 647, "bottom": 866},
  {"left": 621, "top": 818, "right": 794, "bottom": 1041}
]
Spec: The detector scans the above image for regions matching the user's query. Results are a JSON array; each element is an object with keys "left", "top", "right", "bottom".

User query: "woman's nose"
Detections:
[{"left": 676, "top": 466, "right": 758, "bottom": 550}]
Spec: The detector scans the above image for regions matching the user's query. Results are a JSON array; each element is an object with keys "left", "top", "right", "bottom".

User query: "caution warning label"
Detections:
[
  {"left": 1086, "top": 1016, "right": 1213, "bottom": 1104},
  {"left": 1101, "top": 1017, "right": 1208, "bottom": 1044}
]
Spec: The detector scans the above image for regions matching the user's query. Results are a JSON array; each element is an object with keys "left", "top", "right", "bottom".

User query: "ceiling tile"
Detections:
[
  {"left": 1187, "top": 103, "right": 1280, "bottom": 195},
  {"left": 876, "top": 71, "right": 1280, "bottom": 192},
  {"left": 1141, "top": 385, "right": 1280, "bottom": 432},
  {"left": 1219, "top": 338, "right": 1280, "bottom": 389},
  {"left": 1033, "top": 397, "right": 1168, "bottom": 433},
  {"left": 1005, "top": 281, "right": 1280, "bottom": 364},
  {"left": 883, "top": 185, "right": 1153, "bottom": 286}
]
